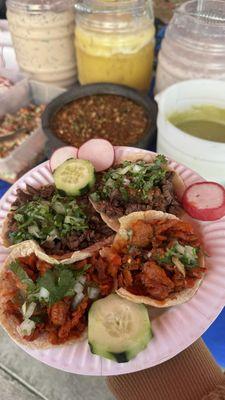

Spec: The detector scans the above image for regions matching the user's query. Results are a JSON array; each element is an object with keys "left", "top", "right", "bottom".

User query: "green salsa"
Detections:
[{"left": 168, "top": 105, "right": 225, "bottom": 143}]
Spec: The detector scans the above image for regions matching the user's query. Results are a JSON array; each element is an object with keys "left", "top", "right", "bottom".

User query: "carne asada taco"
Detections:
[
  {"left": 0, "top": 242, "right": 117, "bottom": 348},
  {"left": 2, "top": 184, "right": 114, "bottom": 260},
  {"left": 90, "top": 153, "right": 185, "bottom": 231},
  {"left": 110, "top": 210, "right": 205, "bottom": 307}
]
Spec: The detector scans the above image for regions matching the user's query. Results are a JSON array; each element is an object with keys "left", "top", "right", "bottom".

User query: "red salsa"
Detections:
[{"left": 51, "top": 94, "right": 149, "bottom": 147}]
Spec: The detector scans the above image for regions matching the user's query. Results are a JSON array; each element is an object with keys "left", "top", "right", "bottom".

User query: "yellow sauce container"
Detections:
[{"left": 75, "top": 0, "right": 155, "bottom": 92}]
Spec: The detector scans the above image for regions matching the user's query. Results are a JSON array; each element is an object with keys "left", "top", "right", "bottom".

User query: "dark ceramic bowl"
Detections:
[{"left": 42, "top": 83, "right": 157, "bottom": 157}]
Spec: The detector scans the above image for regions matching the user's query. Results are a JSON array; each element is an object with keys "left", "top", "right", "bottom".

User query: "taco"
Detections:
[
  {"left": 109, "top": 210, "right": 205, "bottom": 307},
  {"left": 90, "top": 153, "right": 185, "bottom": 231},
  {"left": 0, "top": 242, "right": 116, "bottom": 348},
  {"left": 2, "top": 184, "right": 114, "bottom": 261}
]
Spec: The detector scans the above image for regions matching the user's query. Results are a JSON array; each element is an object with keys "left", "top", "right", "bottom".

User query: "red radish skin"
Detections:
[
  {"left": 50, "top": 146, "right": 78, "bottom": 172},
  {"left": 78, "top": 139, "right": 115, "bottom": 172},
  {"left": 182, "top": 182, "right": 225, "bottom": 221}
]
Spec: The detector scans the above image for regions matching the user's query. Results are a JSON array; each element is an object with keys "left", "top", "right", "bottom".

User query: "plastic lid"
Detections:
[
  {"left": 176, "top": 0, "right": 225, "bottom": 26},
  {"left": 75, "top": 0, "right": 153, "bottom": 17},
  {"left": 7, "top": 0, "right": 74, "bottom": 12}
]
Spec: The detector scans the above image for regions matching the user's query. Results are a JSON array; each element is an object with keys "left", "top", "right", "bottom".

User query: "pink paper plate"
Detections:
[{"left": 0, "top": 147, "right": 225, "bottom": 376}]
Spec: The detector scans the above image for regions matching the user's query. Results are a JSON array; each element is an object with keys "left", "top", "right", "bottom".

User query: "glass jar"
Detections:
[
  {"left": 155, "top": 0, "right": 225, "bottom": 93},
  {"left": 7, "top": 0, "right": 77, "bottom": 87},
  {"left": 74, "top": 0, "right": 155, "bottom": 92}
]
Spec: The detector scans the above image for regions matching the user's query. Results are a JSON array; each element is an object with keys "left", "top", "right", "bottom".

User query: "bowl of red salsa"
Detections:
[{"left": 42, "top": 83, "right": 157, "bottom": 155}]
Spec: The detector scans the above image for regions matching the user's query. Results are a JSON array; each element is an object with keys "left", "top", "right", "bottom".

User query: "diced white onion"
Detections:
[
  {"left": 120, "top": 228, "right": 132, "bottom": 240},
  {"left": 119, "top": 165, "right": 131, "bottom": 175},
  {"left": 53, "top": 202, "right": 65, "bottom": 215},
  {"left": 22, "top": 302, "right": 36, "bottom": 319},
  {"left": 172, "top": 257, "right": 186, "bottom": 277},
  {"left": 25, "top": 302, "right": 36, "bottom": 319},
  {"left": 185, "top": 245, "right": 196, "bottom": 261},
  {"left": 88, "top": 287, "right": 100, "bottom": 299},
  {"left": 77, "top": 275, "right": 86, "bottom": 285},
  {"left": 22, "top": 302, "right": 27, "bottom": 317},
  {"left": 74, "top": 282, "right": 84, "bottom": 294},
  {"left": 123, "top": 178, "right": 130, "bottom": 185},
  {"left": 175, "top": 243, "right": 185, "bottom": 254},
  {"left": 39, "top": 287, "right": 50, "bottom": 302},
  {"left": 28, "top": 225, "right": 40, "bottom": 237},
  {"left": 72, "top": 293, "right": 85, "bottom": 310},
  {"left": 17, "top": 319, "right": 36, "bottom": 337},
  {"left": 132, "top": 165, "right": 142, "bottom": 173}
]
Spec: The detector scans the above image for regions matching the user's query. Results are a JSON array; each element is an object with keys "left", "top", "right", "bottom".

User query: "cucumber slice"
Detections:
[
  {"left": 53, "top": 159, "right": 95, "bottom": 196},
  {"left": 88, "top": 294, "right": 152, "bottom": 363}
]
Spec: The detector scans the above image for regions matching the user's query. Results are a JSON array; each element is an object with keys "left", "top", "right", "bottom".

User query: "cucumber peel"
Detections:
[
  {"left": 53, "top": 159, "right": 95, "bottom": 196},
  {"left": 88, "top": 294, "right": 152, "bottom": 363}
]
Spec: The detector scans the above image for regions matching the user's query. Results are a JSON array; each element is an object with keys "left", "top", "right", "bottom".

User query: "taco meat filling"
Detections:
[
  {"left": 6, "top": 185, "right": 113, "bottom": 255},
  {"left": 90, "top": 155, "right": 181, "bottom": 218},
  {"left": 0, "top": 253, "right": 117, "bottom": 344},
  {"left": 101, "top": 218, "right": 205, "bottom": 301}
]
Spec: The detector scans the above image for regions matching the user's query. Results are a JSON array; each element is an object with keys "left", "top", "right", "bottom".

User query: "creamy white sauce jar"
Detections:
[
  {"left": 156, "top": 79, "right": 225, "bottom": 185},
  {"left": 7, "top": 0, "right": 77, "bottom": 88}
]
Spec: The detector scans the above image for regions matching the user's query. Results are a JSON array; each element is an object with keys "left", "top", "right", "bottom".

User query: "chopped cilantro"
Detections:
[
  {"left": 93, "top": 155, "right": 168, "bottom": 202},
  {"left": 9, "top": 260, "right": 91, "bottom": 306},
  {"left": 9, "top": 261, "right": 36, "bottom": 292},
  {"left": 37, "top": 269, "right": 76, "bottom": 305},
  {"left": 156, "top": 242, "right": 199, "bottom": 267},
  {"left": 9, "top": 193, "right": 89, "bottom": 245}
]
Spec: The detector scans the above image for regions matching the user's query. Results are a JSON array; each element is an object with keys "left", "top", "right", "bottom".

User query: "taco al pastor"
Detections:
[
  {"left": 109, "top": 210, "right": 205, "bottom": 307},
  {"left": 0, "top": 242, "right": 117, "bottom": 347}
]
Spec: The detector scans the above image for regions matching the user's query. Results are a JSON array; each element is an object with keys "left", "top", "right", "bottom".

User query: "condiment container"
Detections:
[
  {"left": 155, "top": 0, "right": 225, "bottom": 93},
  {"left": 156, "top": 79, "right": 225, "bottom": 185},
  {"left": 6, "top": 0, "right": 77, "bottom": 88},
  {"left": 42, "top": 83, "right": 157, "bottom": 156},
  {"left": 74, "top": 0, "right": 155, "bottom": 92},
  {"left": 0, "top": 79, "right": 65, "bottom": 183}
]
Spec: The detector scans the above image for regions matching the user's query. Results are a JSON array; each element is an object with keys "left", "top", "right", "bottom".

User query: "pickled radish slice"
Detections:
[
  {"left": 78, "top": 139, "right": 115, "bottom": 172},
  {"left": 182, "top": 182, "right": 225, "bottom": 221},
  {"left": 50, "top": 146, "right": 78, "bottom": 172}
]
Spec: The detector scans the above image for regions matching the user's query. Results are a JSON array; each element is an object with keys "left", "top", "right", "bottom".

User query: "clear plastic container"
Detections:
[
  {"left": 0, "top": 79, "right": 65, "bottom": 183},
  {"left": 74, "top": 0, "right": 155, "bottom": 92},
  {"left": 0, "top": 20, "right": 19, "bottom": 70},
  {"left": 0, "top": 68, "right": 26, "bottom": 100},
  {"left": 155, "top": 0, "right": 225, "bottom": 93},
  {"left": 6, "top": 0, "right": 77, "bottom": 88}
]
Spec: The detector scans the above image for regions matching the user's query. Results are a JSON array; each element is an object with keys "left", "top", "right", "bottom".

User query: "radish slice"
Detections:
[
  {"left": 50, "top": 146, "right": 78, "bottom": 172},
  {"left": 78, "top": 139, "right": 115, "bottom": 172},
  {"left": 182, "top": 182, "right": 225, "bottom": 221}
]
